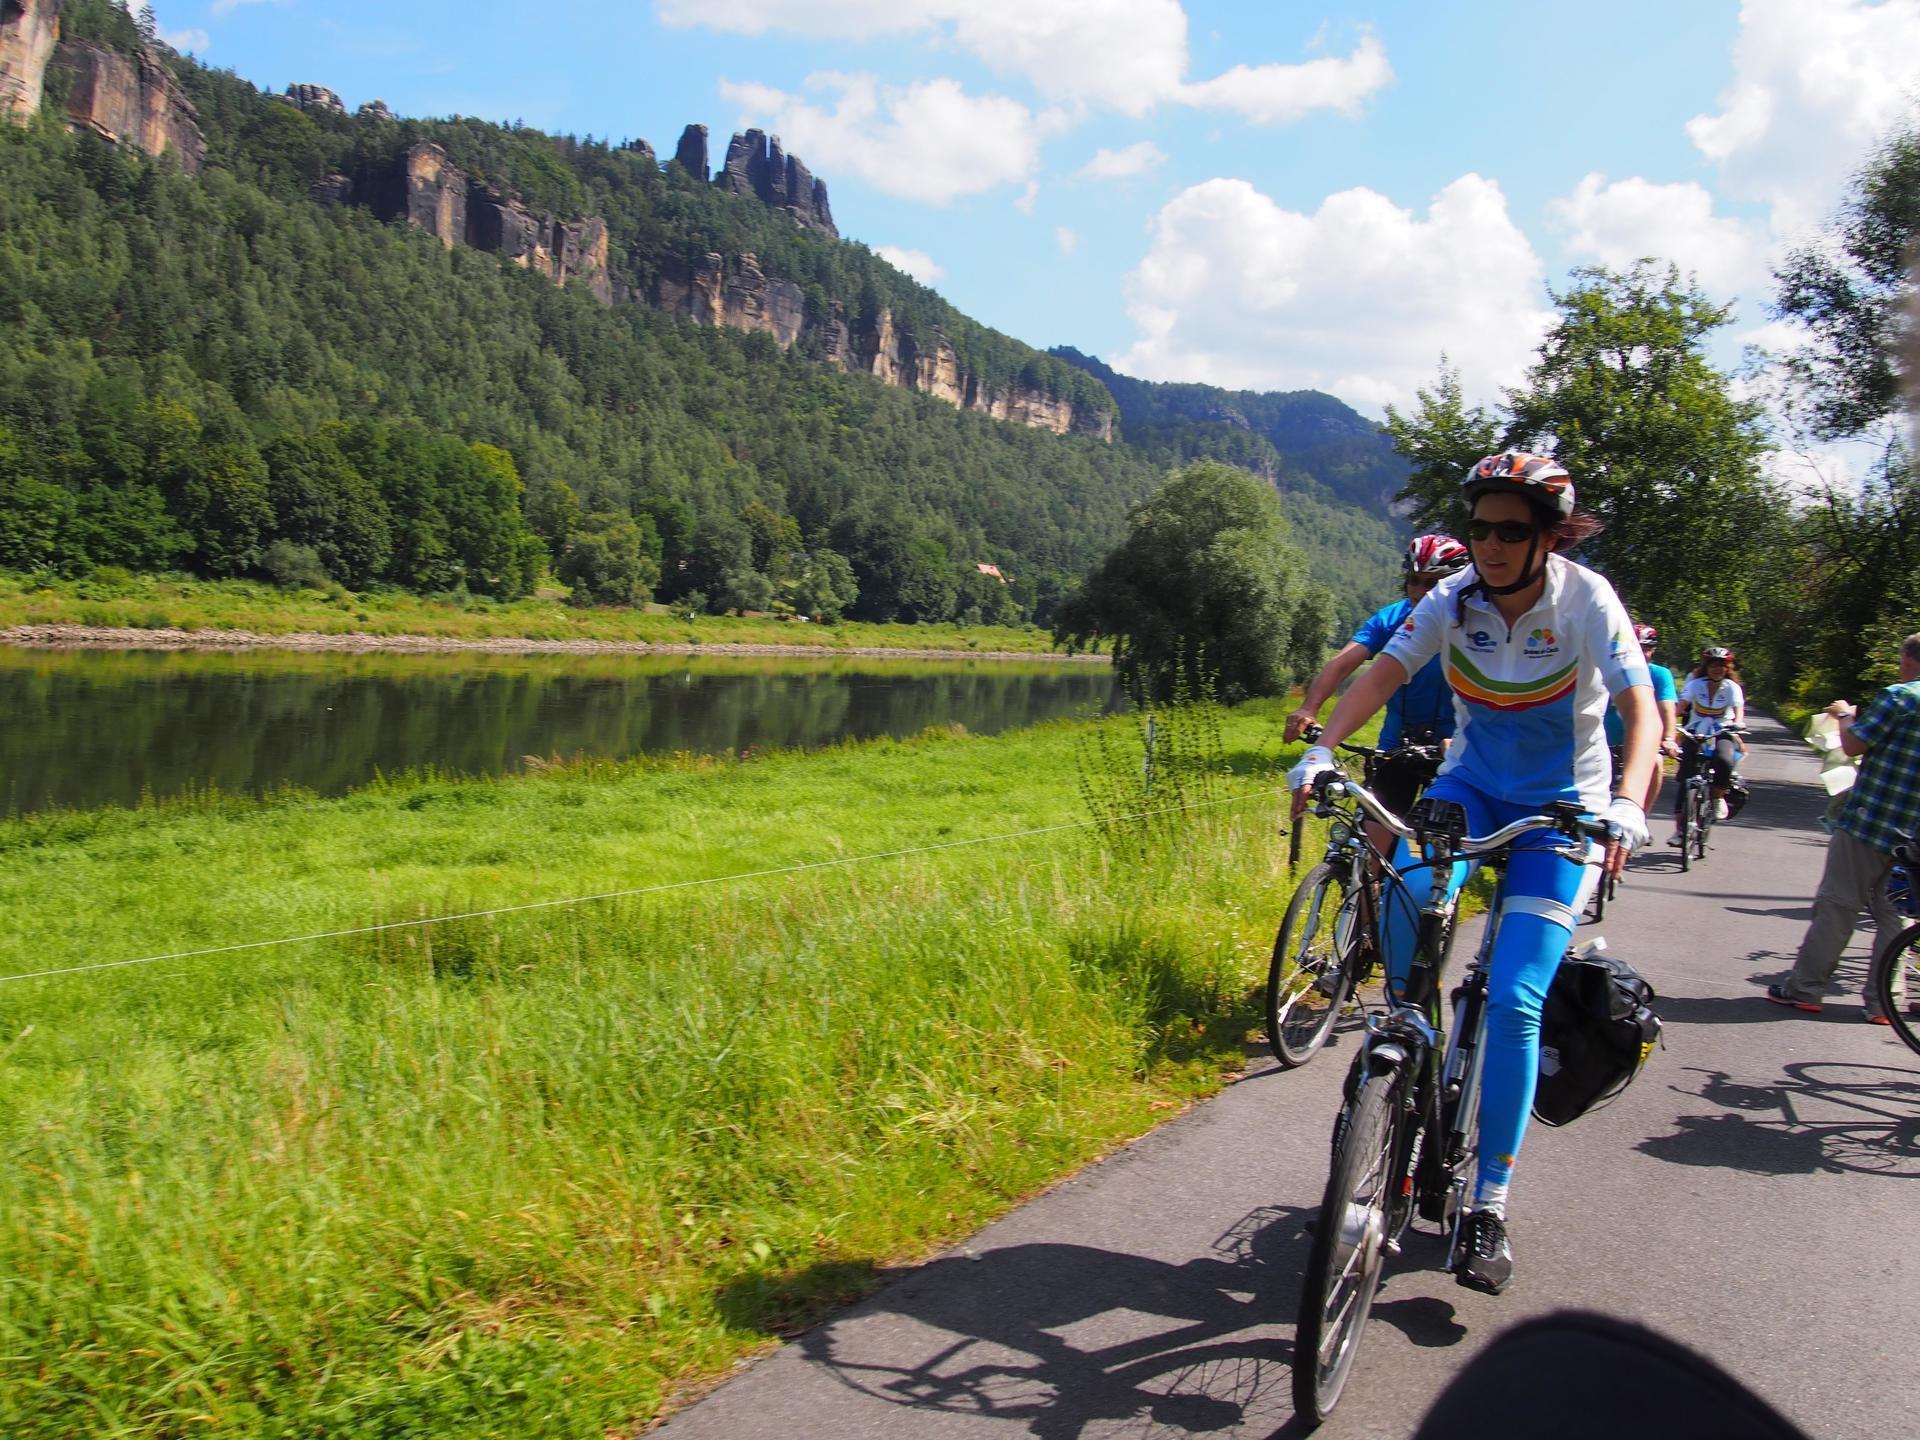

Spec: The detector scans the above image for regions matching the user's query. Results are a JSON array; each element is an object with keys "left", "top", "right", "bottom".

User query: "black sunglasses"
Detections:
[{"left": 1466, "top": 519, "right": 1538, "bottom": 544}]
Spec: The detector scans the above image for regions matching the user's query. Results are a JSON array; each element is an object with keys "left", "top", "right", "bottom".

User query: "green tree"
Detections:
[
  {"left": 263, "top": 431, "right": 392, "bottom": 589},
  {"left": 1391, "top": 265, "right": 1781, "bottom": 675},
  {"left": 785, "top": 546, "right": 859, "bottom": 621},
  {"left": 1758, "top": 106, "right": 1920, "bottom": 700},
  {"left": 0, "top": 421, "right": 79, "bottom": 573},
  {"left": 1383, "top": 358, "right": 1501, "bottom": 512},
  {"left": 556, "top": 510, "right": 661, "bottom": 605},
  {"left": 1772, "top": 108, "right": 1920, "bottom": 437},
  {"left": 1052, "top": 461, "right": 1326, "bottom": 703}
]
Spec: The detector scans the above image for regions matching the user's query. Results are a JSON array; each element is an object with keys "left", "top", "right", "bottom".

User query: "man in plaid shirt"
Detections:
[{"left": 1769, "top": 633, "right": 1920, "bottom": 1018}]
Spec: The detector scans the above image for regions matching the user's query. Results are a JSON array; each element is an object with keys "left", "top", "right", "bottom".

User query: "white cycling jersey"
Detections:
[
  {"left": 1678, "top": 676, "right": 1744, "bottom": 735},
  {"left": 1381, "top": 553, "right": 1650, "bottom": 812}
]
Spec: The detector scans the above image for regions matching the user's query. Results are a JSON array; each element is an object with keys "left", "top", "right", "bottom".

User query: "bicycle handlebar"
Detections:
[
  {"left": 1300, "top": 722, "right": 1443, "bottom": 766},
  {"left": 1310, "top": 770, "right": 1611, "bottom": 854}
]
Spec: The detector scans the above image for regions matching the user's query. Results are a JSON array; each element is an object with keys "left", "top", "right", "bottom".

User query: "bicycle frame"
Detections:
[
  {"left": 1313, "top": 778, "right": 1601, "bottom": 1256},
  {"left": 1293, "top": 773, "right": 1610, "bottom": 1422}
]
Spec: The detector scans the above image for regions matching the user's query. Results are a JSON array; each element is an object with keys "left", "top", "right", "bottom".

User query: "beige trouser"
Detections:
[{"left": 1786, "top": 828, "right": 1906, "bottom": 1009}]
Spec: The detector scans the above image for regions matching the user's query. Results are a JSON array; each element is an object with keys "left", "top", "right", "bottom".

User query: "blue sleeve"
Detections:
[
  {"left": 1351, "top": 602, "right": 1401, "bottom": 658},
  {"left": 1652, "top": 665, "right": 1677, "bottom": 704}
]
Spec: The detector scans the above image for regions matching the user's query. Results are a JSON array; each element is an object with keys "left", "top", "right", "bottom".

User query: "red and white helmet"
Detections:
[
  {"left": 1633, "top": 623, "right": 1658, "bottom": 651},
  {"left": 1464, "top": 451, "right": 1575, "bottom": 519},
  {"left": 1403, "top": 533, "right": 1470, "bottom": 578}
]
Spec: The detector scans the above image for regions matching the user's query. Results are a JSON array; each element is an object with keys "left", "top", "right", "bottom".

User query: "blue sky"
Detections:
[{"left": 145, "top": 1, "right": 1917, "bottom": 440}]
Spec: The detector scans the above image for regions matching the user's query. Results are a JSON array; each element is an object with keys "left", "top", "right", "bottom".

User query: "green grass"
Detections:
[
  {"left": 0, "top": 700, "right": 1317, "bottom": 1437},
  {"left": 0, "top": 570, "right": 1081, "bottom": 655}
]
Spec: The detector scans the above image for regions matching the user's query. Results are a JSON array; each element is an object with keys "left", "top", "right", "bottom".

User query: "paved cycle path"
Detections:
[{"left": 659, "top": 715, "right": 1918, "bottom": 1439}]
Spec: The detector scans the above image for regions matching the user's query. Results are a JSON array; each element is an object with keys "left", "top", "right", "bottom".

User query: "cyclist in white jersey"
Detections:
[
  {"left": 1289, "top": 451, "right": 1657, "bottom": 1295},
  {"left": 1673, "top": 645, "right": 1746, "bottom": 834}
]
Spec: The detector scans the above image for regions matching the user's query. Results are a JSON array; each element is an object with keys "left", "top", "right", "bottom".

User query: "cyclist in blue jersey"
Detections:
[
  {"left": 1288, "top": 534, "right": 1471, "bottom": 852},
  {"left": 1289, "top": 451, "right": 1657, "bottom": 1295},
  {"left": 1605, "top": 622, "right": 1680, "bottom": 815}
]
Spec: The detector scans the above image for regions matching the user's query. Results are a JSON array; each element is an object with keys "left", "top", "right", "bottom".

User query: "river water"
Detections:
[{"left": 0, "top": 646, "right": 1116, "bottom": 815}]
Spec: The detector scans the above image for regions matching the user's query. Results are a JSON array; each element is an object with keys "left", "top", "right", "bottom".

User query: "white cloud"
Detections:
[
  {"left": 1177, "top": 31, "right": 1392, "bottom": 125},
  {"left": 1687, "top": 0, "right": 1920, "bottom": 238},
  {"left": 719, "top": 73, "right": 1044, "bottom": 205},
  {"left": 160, "top": 25, "right": 211, "bottom": 51},
  {"left": 667, "top": 2, "right": 1388, "bottom": 123},
  {"left": 875, "top": 245, "right": 945, "bottom": 284},
  {"left": 1014, "top": 180, "right": 1041, "bottom": 214},
  {"left": 1548, "top": 173, "right": 1768, "bottom": 298},
  {"left": 1076, "top": 141, "right": 1166, "bottom": 181},
  {"left": 1115, "top": 175, "right": 1554, "bottom": 414},
  {"left": 1055, "top": 226, "right": 1080, "bottom": 256}
]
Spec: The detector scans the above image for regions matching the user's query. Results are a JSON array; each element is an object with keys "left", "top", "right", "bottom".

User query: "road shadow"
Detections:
[
  {"left": 1637, "top": 1060, "right": 1920, "bottom": 1178},
  {"left": 732, "top": 1204, "right": 1318, "bottom": 1440}
]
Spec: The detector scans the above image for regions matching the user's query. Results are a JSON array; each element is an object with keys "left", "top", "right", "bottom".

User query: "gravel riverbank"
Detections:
[{"left": 0, "top": 623, "right": 1109, "bottom": 664}]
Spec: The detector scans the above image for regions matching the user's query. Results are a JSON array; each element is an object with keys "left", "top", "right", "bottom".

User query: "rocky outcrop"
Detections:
[
  {"left": 50, "top": 39, "right": 204, "bottom": 173},
  {"left": 715, "top": 128, "right": 835, "bottom": 237},
  {"left": 283, "top": 82, "right": 345, "bottom": 116},
  {"left": 648, "top": 253, "right": 1109, "bottom": 438},
  {"left": 673, "top": 122, "right": 707, "bottom": 181},
  {"left": 357, "top": 98, "right": 394, "bottom": 123},
  {"left": 309, "top": 172, "right": 353, "bottom": 207},
  {"left": 470, "top": 190, "right": 613, "bottom": 303},
  {"left": 395, "top": 140, "right": 465, "bottom": 247},
  {"left": 0, "top": 0, "right": 61, "bottom": 123},
  {"left": 363, "top": 142, "right": 614, "bottom": 302}
]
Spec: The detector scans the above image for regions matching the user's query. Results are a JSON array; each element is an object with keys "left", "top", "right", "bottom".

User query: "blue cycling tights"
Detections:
[{"left": 1378, "top": 774, "right": 1598, "bottom": 1205}]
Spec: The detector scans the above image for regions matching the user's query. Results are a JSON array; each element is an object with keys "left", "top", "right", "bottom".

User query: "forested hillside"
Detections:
[
  {"left": 1053, "top": 347, "right": 1405, "bottom": 614},
  {"left": 0, "top": 0, "right": 1404, "bottom": 626}
]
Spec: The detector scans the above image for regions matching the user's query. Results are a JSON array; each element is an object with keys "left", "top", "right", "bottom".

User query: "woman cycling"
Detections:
[
  {"left": 1673, "top": 646, "right": 1746, "bottom": 835},
  {"left": 1289, "top": 451, "right": 1656, "bottom": 1295}
]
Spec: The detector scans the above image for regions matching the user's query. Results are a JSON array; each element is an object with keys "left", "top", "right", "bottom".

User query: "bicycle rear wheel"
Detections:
[
  {"left": 1293, "top": 1072, "right": 1402, "bottom": 1424},
  {"left": 1871, "top": 922, "right": 1920, "bottom": 1058},
  {"left": 1267, "top": 862, "right": 1363, "bottom": 1068}
]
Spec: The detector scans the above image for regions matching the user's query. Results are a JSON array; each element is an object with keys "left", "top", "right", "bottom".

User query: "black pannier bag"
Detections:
[
  {"left": 1724, "top": 773, "right": 1752, "bottom": 820},
  {"left": 1533, "top": 943, "right": 1662, "bottom": 1127}
]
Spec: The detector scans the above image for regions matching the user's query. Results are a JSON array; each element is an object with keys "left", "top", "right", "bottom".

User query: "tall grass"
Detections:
[{"left": 0, "top": 704, "right": 1307, "bottom": 1437}]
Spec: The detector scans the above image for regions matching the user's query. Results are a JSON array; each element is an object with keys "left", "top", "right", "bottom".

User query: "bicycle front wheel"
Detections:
[
  {"left": 1268, "top": 862, "right": 1362, "bottom": 1068},
  {"left": 1678, "top": 790, "right": 1696, "bottom": 872},
  {"left": 1294, "top": 1072, "right": 1402, "bottom": 1424},
  {"left": 1871, "top": 922, "right": 1920, "bottom": 1058},
  {"left": 1693, "top": 792, "right": 1712, "bottom": 861}
]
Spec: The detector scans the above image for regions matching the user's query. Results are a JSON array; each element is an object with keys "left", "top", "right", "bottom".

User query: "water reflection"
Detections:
[{"left": 0, "top": 647, "right": 1116, "bottom": 815}]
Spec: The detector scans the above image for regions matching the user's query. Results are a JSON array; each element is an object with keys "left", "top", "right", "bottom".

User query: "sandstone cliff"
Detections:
[
  {"left": 50, "top": 38, "right": 204, "bottom": 173},
  {"left": 345, "top": 142, "right": 615, "bottom": 303},
  {"left": 649, "top": 250, "right": 1111, "bottom": 439},
  {"left": 0, "top": 0, "right": 61, "bottom": 123},
  {"left": 716, "top": 128, "right": 836, "bottom": 238}
]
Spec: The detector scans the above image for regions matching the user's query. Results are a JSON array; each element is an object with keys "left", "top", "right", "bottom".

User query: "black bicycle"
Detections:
[
  {"left": 1268, "top": 731, "right": 1441, "bottom": 1068},
  {"left": 1291, "top": 772, "right": 1608, "bottom": 1424},
  {"left": 1869, "top": 836, "right": 1920, "bottom": 1058},
  {"left": 1673, "top": 727, "right": 1744, "bottom": 870}
]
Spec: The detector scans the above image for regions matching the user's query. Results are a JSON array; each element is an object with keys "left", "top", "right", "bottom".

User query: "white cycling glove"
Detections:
[
  {"left": 1287, "top": 745, "right": 1340, "bottom": 795},
  {"left": 1602, "top": 796, "right": 1650, "bottom": 853}
]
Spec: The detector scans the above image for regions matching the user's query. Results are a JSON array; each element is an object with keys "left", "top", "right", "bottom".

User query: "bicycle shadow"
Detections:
[
  {"left": 724, "top": 1204, "right": 1318, "bottom": 1439},
  {"left": 1636, "top": 1061, "right": 1920, "bottom": 1178}
]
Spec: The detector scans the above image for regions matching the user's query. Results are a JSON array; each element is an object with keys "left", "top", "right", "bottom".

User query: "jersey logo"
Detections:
[
  {"left": 1522, "top": 627, "right": 1560, "bottom": 659},
  {"left": 1446, "top": 645, "right": 1578, "bottom": 712},
  {"left": 1467, "top": 629, "right": 1496, "bottom": 651}
]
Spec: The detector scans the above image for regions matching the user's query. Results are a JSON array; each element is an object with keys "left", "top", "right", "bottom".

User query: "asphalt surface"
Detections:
[{"left": 658, "top": 715, "right": 1920, "bottom": 1439}]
